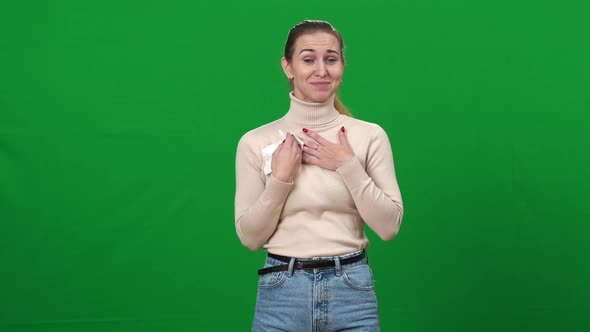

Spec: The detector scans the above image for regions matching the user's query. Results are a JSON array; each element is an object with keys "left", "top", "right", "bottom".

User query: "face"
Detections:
[{"left": 282, "top": 32, "right": 344, "bottom": 103}]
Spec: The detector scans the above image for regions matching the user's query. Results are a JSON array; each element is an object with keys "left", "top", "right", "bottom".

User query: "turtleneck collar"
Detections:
[{"left": 283, "top": 92, "right": 340, "bottom": 126}]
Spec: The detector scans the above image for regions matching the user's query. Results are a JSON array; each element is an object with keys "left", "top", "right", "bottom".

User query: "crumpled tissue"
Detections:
[{"left": 262, "top": 130, "right": 305, "bottom": 175}]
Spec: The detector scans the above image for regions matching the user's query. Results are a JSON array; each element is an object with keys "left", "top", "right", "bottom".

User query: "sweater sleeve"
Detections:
[
  {"left": 234, "top": 134, "right": 294, "bottom": 251},
  {"left": 335, "top": 124, "right": 404, "bottom": 240}
]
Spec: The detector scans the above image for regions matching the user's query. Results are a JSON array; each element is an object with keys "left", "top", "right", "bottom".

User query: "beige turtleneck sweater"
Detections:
[{"left": 234, "top": 92, "right": 404, "bottom": 258}]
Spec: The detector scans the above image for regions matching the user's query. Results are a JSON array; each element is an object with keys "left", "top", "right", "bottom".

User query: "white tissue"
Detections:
[{"left": 262, "top": 130, "right": 305, "bottom": 175}]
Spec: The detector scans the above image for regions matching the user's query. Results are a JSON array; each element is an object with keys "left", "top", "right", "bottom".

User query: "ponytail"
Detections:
[{"left": 335, "top": 95, "right": 353, "bottom": 117}]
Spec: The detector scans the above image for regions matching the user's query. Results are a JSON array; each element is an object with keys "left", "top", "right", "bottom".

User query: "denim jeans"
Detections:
[{"left": 252, "top": 251, "right": 380, "bottom": 331}]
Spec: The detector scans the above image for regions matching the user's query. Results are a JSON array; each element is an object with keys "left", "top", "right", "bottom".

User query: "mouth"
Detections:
[{"left": 310, "top": 81, "right": 331, "bottom": 89}]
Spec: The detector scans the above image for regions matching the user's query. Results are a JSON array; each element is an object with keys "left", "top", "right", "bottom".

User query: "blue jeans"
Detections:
[{"left": 253, "top": 251, "right": 380, "bottom": 331}]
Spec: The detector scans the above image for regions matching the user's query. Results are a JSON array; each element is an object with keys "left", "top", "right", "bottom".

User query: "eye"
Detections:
[
  {"left": 303, "top": 58, "right": 314, "bottom": 64},
  {"left": 325, "top": 57, "right": 339, "bottom": 64}
]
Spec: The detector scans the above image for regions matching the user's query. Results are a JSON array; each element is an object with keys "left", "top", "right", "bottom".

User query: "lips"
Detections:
[{"left": 310, "top": 82, "right": 331, "bottom": 89}]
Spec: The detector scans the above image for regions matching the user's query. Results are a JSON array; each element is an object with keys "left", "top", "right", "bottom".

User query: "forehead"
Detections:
[{"left": 294, "top": 32, "right": 340, "bottom": 52}]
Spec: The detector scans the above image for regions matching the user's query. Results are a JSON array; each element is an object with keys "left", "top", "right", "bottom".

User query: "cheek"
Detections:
[
  {"left": 331, "top": 67, "right": 344, "bottom": 80},
  {"left": 294, "top": 67, "right": 313, "bottom": 81}
]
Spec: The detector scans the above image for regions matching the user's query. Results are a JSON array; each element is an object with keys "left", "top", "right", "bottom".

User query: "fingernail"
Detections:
[
  {"left": 302, "top": 128, "right": 308, "bottom": 133},
  {"left": 341, "top": 126, "right": 345, "bottom": 132}
]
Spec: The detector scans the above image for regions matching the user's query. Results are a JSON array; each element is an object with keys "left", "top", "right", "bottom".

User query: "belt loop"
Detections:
[
  {"left": 286, "top": 257, "right": 296, "bottom": 277},
  {"left": 334, "top": 256, "right": 342, "bottom": 277}
]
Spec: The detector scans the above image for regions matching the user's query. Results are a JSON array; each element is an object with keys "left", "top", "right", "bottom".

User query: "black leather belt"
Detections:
[{"left": 257, "top": 251, "right": 366, "bottom": 275}]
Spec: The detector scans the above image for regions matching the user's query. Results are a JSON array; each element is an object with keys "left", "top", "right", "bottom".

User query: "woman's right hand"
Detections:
[{"left": 271, "top": 133, "right": 302, "bottom": 183}]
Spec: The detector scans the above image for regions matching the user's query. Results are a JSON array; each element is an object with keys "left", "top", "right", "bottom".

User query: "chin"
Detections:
[{"left": 308, "top": 91, "right": 334, "bottom": 103}]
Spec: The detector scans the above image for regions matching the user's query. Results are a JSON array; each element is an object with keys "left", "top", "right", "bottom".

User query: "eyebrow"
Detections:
[{"left": 299, "top": 49, "right": 340, "bottom": 55}]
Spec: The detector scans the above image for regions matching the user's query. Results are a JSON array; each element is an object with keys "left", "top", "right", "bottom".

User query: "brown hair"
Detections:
[{"left": 284, "top": 20, "right": 352, "bottom": 117}]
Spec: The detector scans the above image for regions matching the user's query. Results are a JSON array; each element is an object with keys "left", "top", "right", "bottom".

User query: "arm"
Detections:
[
  {"left": 234, "top": 134, "right": 296, "bottom": 251},
  {"left": 336, "top": 125, "right": 404, "bottom": 240},
  {"left": 300, "top": 125, "right": 404, "bottom": 240}
]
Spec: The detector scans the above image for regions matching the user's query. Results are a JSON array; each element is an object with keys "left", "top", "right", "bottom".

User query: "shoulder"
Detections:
[{"left": 237, "top": 118, "right": 284, "bottom": 151}]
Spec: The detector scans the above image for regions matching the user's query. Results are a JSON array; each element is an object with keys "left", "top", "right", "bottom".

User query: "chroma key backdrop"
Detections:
[{"left": 1, "top": 1, "right": 589, "bottom": 331}]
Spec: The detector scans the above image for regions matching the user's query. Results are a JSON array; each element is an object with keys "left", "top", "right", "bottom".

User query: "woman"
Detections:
[{"left": 235, "top": 20, "right": 404, "bottom": 331}]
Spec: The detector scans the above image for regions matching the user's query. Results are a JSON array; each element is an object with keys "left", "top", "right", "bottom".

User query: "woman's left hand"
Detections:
[{"left": 300, "top": 127, "right": 353, "bottom": 171}]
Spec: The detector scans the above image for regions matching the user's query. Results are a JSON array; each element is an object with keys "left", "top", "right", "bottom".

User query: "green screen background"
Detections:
[{"left": 1, "top": 1, "right": 589, "bottom": 331}]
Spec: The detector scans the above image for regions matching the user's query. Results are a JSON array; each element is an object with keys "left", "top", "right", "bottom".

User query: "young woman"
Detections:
[{"left": 235, "top": 20, "right": 404, "bottom": 331}]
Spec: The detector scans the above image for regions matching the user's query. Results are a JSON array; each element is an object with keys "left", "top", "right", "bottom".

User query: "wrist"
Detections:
[
  {"left": 272, "top": 173, "right": 293, "bottom": 183},
  {"left": 335, "top": 157, "right": 355, "bottom": 171}
]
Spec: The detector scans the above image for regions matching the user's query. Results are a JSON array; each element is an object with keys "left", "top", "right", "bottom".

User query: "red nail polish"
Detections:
[
  {"left": 302, "top": 128, "right": 308, "bottom": 133},
  {"left": 341, "top": 126, "right": 345, "bottom": 132}
]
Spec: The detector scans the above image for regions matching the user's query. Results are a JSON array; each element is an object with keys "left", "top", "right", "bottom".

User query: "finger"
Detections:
[
  {"left": 302, "top": 128, "right": 330, "bottom": 146},
  {"left": 289, "top": 134, "right": 301, "bottom": 149},
  {"left": 338, "top": 126, "right": 349, "bottom": 146},
  {"left": 300, "top": 138, "right": 321, "bottom": 153},
  {"left": 299, "top": 136, "right": 320, "bottom": 149},
  {"left": 289, "top": 134, "right": 299, "bottom": 145},
  {"left": 302, "top": 156, "right": 320, "bottom": 166},
  {"left": 282, "top": 134, "right": 297, "bottom": 152},
  {"left": 284, "top": 132, "right": 294, "bottom": 145},
  {"left": 291, "top": 133, "right": 305, "bottom": 147},
  {"left": 302, "top": 145, "right": 320, "bottom": 157},
  {"left": 273, "top": 143, "right": 283, "bottom": 156}
]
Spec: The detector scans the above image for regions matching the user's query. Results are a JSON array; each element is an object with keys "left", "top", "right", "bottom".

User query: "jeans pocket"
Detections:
[
  {"left": 258, "top": 270, "right": 287, "bottom": 289},
  {"left": 342, "top": 263, "right": 375, "bottom": 291}
]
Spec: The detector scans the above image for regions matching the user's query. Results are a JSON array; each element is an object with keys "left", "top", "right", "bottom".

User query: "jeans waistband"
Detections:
[{"left": 258, "top": 250, "right": 366, "bottom": 276}]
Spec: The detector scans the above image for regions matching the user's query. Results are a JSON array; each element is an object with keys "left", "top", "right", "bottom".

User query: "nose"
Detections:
[{"left": 315, "top": 61, "right": 327, "bottom": 77}]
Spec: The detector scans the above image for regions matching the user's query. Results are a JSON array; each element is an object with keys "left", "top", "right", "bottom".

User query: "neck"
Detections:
[{"left": 283, "top": 92, "right": 340, "bottom": 126}]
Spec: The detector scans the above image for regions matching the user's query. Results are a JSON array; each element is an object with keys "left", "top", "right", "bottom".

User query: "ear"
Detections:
[{"left": 281, "top": 57, "right": 293, "bottom": 80}]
